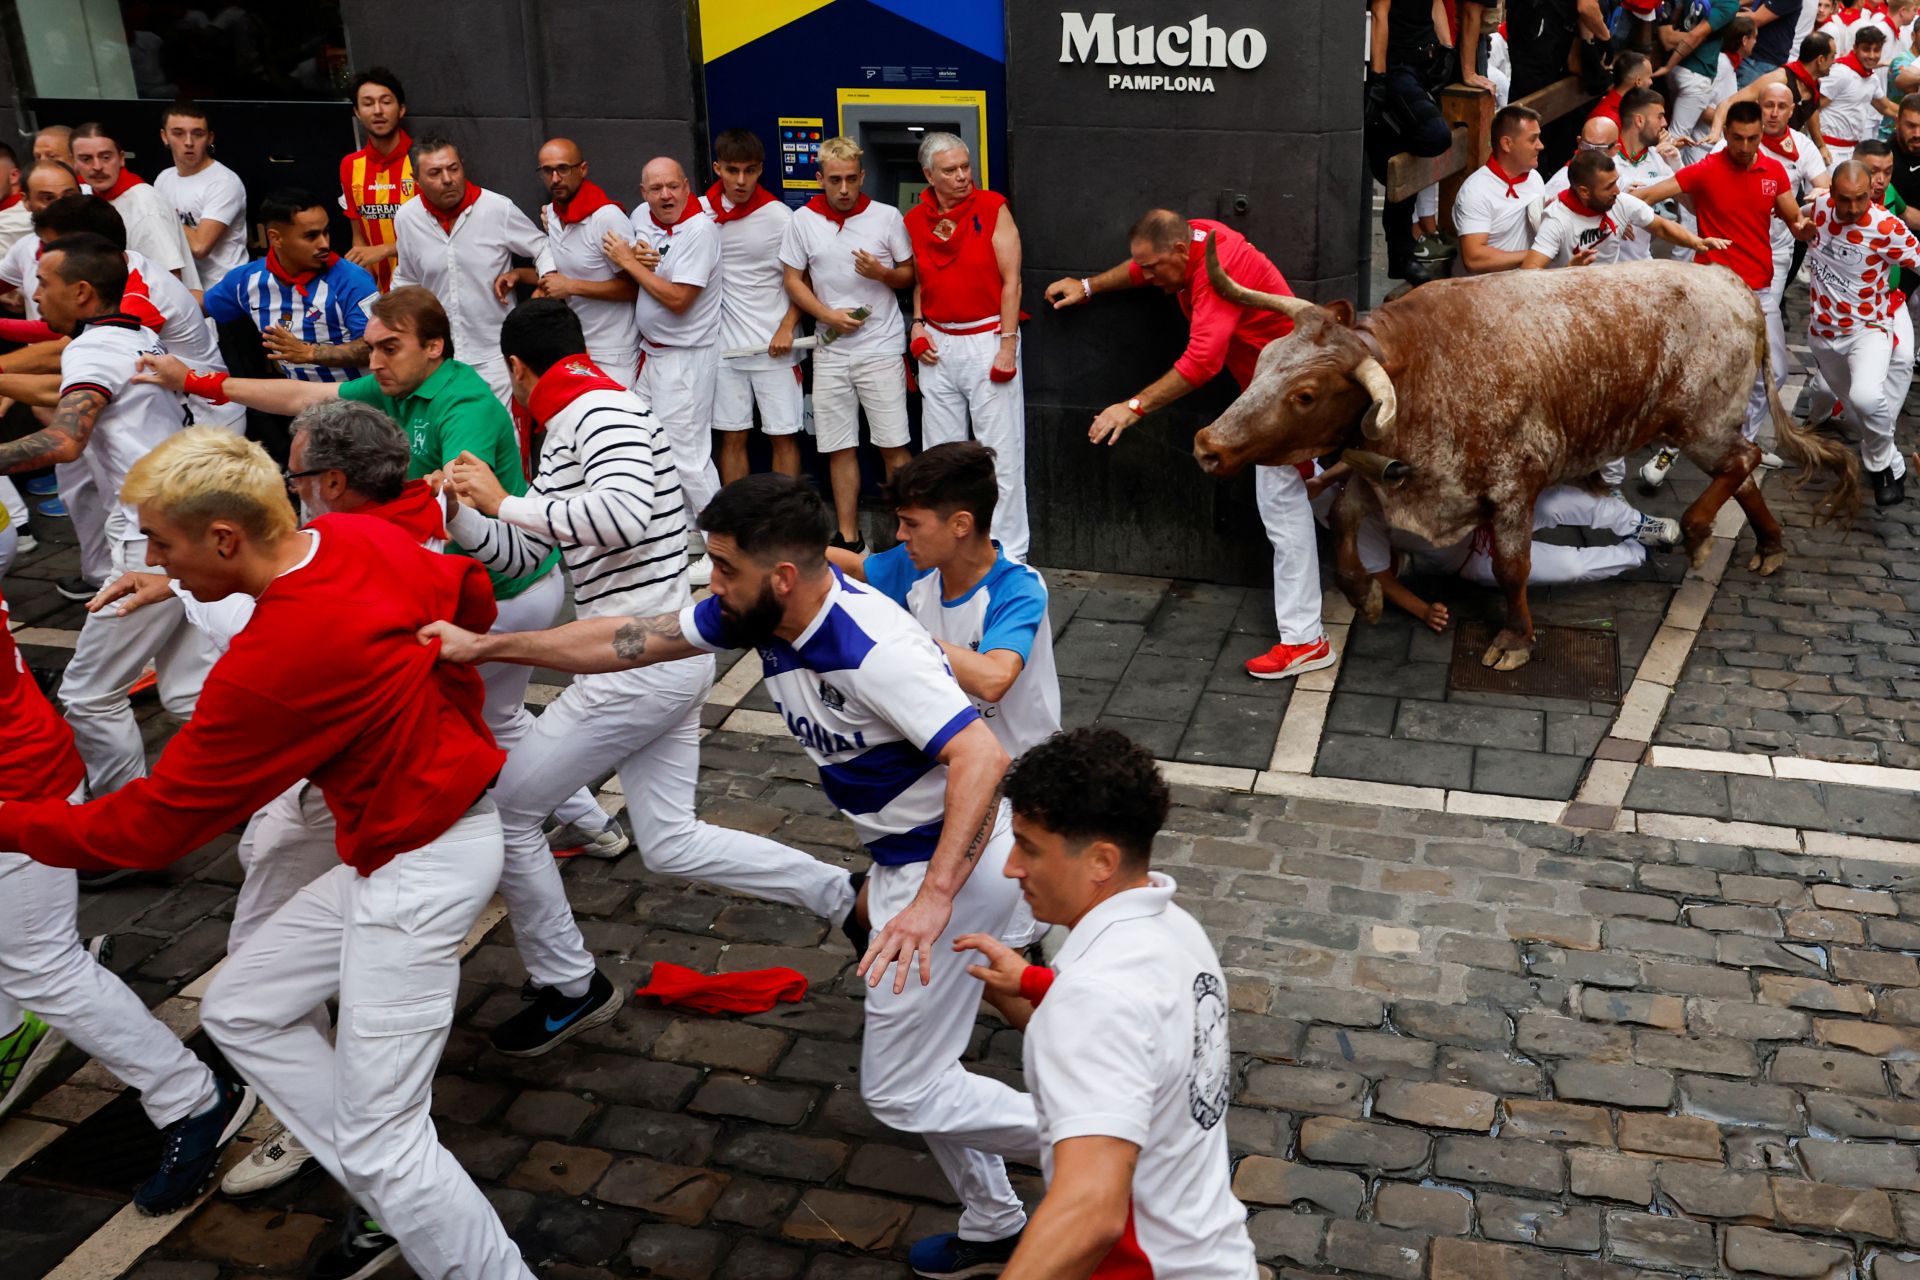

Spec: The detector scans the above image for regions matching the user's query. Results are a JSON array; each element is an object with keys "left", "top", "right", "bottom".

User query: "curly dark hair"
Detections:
[{"left": 1003, "top": 727, "right": 1169, "bottom": 868}]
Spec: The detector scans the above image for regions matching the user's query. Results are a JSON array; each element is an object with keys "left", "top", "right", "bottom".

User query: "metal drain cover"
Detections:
[{"left": 1448, "top": 621, "right": 1622, "bottom": 702}]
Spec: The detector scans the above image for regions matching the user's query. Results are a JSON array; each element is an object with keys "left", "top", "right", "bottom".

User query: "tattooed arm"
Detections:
[
  {"left": 416, "top": 610, "right": 703, "bottom": 673},
  {"left": 0, "top": 387, "right": 106, "bottom": 472}
]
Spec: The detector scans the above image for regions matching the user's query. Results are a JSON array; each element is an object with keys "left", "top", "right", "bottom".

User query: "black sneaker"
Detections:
[
  {"left": 908, "top": 1230, "right": 1023, "bottom": 1278},
  {"left": 488, "top": 969, "right": 623, "bottom": 1057},
  {"left": 841, "top": 869, "right": 870, "bottom": 956},
  {"left": 55, "top": 575, "right": 101, "bottom": 602},
  {"left": 133, "top": 1075, "right": 257, "bottom": 1215},
  {"left": 312, "top": 1209, "right": 400, "bottom": 1280},
  {"left": 1875, "top": 467, "right": 1906, "bottom": 507}
]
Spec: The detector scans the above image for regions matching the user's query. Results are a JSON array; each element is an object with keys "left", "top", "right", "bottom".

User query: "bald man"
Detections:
[
  {"left": 604, "top": 157, "right": 722, "bottom": 577},
  {"left": 532, "top": 138, "right": 640, "bottom": 377},
  {"left": 32, "top": 126, "right": 72, "bottom": 167},
  {"left": 1543, "top": 116, "right": 1621, "bottom": 199}
]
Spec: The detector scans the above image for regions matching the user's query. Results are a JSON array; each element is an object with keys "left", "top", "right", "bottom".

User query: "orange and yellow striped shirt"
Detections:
[{"left": 339, "top": 130, "right": 415, "bottom": 291}]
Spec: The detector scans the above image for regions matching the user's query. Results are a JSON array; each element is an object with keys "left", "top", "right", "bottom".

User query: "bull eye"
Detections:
[{"left": 1293, "top": 390, "right": 1315, "bottom": 407}]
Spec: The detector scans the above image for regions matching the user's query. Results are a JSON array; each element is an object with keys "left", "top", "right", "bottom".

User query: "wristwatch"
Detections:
[{"left": 1126, "top": 396, "right": 1145, "bottom": 417}]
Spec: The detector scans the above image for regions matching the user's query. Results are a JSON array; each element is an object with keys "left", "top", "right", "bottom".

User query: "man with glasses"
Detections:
[{"left": 530, "top": 138, "right": 639, "bottom": 378}]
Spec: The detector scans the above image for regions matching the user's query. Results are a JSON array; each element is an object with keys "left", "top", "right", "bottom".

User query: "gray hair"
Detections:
[
  {"left": 917, "top": 131, "right": 969, "bottom": 174},
  {"left": 291, "top": 400, "right": 410, "bottom": 503}
]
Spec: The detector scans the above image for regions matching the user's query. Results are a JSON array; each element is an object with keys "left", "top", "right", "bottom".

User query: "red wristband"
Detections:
[
  {"left": 909, "top": 335, "right": 933, "bottom": 358},
  {"left": 183, "top": 370, "right": 230, "bottom": 404},
  {"left": 989, "top": 362, "right": 1017, "bottom": 384},
  {"left": 1018, "top": 964, "right": 1056, "bottom": 1006}
]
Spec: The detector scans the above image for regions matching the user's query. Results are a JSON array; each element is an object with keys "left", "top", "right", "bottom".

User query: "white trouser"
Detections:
[
  {"left": 860, "top": 816, "right": 1039, "bottom": 1242},
  {"left": 1255, "top": 464, "right": 1326, "bottom": 645},
  {"left": 1745, "top": 277, "right": 1791, "bottom": 442},
  {"left": 61, "top": 537, "right": 218, "bottom": 796},
  {"left": 0, "top": 848, "right": 218, "bottom": 1128},
  {"left": 58, "top": 458, "right": 111, "bottom": 583},
  {"left": 1673, "top": 68, "right": 1718, "bottom": 165},
  {"left": 1828, "top": 143, "right": 1857, "bottom": 168},
  {"left": 470, "top": 355, "right": 513, "bottom": 411},
  {"left": 1456, "top": 487, "right": 1648, "bottom": 585},
  {"left": 637, "top": 343, "right": 722, "bottom": 523},
  {"left": 587, "top": 345, "right": 640, "bottom": 387},
  {"left": 0, "top": 476, "right": 26, "bottom": 534},
  {"left": 231, "top": 782, "right": 339, "bottom": 954},
  {"left": 1810, "top": 312, "right": 1913, "bottom": 478},
  {"left": 918, "top": 324, "right": 1030, "bottom": 563},
  {"left": 490, "top": 658, "right": 856, "bottom": 990},
  {"left": 486, "top": 568, "right": 606, "bottom": 835},
  {"left": 1414, "top": 183, "right": 1439, "bottom": 221},
  {"left": 203, "top": 802, "right": 531, "bottom": 1280}
]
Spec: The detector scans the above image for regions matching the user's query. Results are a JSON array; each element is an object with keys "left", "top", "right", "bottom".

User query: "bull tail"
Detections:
[{"left": 1762, "top": 329, "right": 1860, "bottom": 527}]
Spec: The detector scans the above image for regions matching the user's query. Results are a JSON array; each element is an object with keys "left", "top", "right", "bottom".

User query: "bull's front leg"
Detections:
[
  {"left": 1482, "top": 508, "right": 1538, "bottom": 672},
  {"left": 1332, "top": 478, "right": 1383, "bottom": 623}
]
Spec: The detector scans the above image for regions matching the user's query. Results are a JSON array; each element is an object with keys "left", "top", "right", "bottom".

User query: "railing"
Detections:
[{"left": 1383, "top": 75, "right": 1594, "bottom": 222}]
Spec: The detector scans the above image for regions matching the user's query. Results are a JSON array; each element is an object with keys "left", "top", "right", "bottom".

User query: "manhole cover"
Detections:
[{"left": 1448, "top": 621, "right": 1622, "bottom": 702}]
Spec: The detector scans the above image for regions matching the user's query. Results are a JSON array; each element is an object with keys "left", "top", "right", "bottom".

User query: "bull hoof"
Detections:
[
  {"left": 1481, "top": 633, "right": 1534, "bottom": 671},
  {"left": 1748, "top": 548, "right": 1786, "bottom": 576},
  {"left": 1687, "top": 538, "right": 1712, "bottom": 570},
  {"left": 1360, "top": 580, "right": 1384, "bottom": 624}
]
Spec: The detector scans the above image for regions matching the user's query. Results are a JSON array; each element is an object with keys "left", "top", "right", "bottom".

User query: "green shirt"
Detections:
[
  {"left": 1888, "top": 188, "right": 1910, "bottom": 294},
  {"left": 1680, "top": 0, "right": 1739, "bottom": 78},
  {"left": 340, "top": 359, "right": 559, "bottom": 599}
]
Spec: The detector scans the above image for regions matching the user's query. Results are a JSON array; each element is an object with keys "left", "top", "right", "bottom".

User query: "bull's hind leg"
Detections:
[
  {"left": 1481, "top": 509, "right": 1538, "bottom": 672},
  {"left": 1734, "top": 473, "right": 1787, "bottom": 576}
]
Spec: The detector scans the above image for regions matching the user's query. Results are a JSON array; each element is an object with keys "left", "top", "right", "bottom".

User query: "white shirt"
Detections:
[
  {"left": 712, "top": 197, "right": 799, "bottom": 371},
  {"left": 632, "top": 205, "right": 722, "bottom": 350},
  {"left": 0, "top": 200, "right": 30, "bottom": 257},
  {"left": 60, "top": 316, "right": 189, "bottom": 544},
  {"left": 779, "top": 199, "right": 914, "bottom": 358},
  {"left": 1762, "top": 131, "right": 1829, "bottom": 261},
  {"left": 1819, "top": 56, "right": 1891, "bottom": 143},
  {"left": 1451, "top": 163, "right": 1546, "bottom": 274},
  {"left": 126, "top": 249, "right": 243, "bottom": 428},
  {"left": 109, "top": 182, "right": 200, "bottom": 291},
  {"left": 0, "top": 234, "right": 40, "bottom": 319},
  {"left": 392, "top": 188, "right": 554, "bottom": 374},
  {"left": 1531, "top": 191, "right": 1659, "bottom": 266},
  {"left": 1026, "top": 875, "right": 1259, "bottom": 1280},
  {"left": 154, "top": 160, "right": 249, "bottom": 289},
  {"left": 541, "top": 200, "right": 641, "bottom": 365}
]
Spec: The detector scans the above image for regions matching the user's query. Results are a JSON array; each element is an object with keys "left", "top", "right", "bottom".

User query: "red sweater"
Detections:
[
  {"left": 0, "top": 588, "right": 86, "bottom": 803},
  {"left": 0, "top": 515, "right": 504, "bottom": 875},
  {"left": 1131, "top": 219, "right": 1296, "bottom": 390}
]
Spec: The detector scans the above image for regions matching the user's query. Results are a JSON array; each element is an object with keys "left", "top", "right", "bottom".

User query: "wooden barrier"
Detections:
[{"left": 1382, "top": 74, "right": 1594, "bottom": 225}]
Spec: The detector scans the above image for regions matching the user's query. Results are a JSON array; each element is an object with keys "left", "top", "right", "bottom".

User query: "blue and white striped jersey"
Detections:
[
  {"left": 679, "top": 570, "right": 979, "bottom": 865},
  {"left": 202, "top": 255, "right": 379, "bottom": 383}
]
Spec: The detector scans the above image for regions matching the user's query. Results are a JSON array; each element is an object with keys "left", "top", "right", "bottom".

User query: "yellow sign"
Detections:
[
  {"left": 837, "top": 87, "right": 991, "bottom": 190},
  {"left": 700, "top": 0, "right": 837, "bottom": 62}
]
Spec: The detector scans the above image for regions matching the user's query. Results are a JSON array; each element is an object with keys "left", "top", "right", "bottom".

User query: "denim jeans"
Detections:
[{"left": 1368, "top": 66, "right": 1454, "bottom": 274}]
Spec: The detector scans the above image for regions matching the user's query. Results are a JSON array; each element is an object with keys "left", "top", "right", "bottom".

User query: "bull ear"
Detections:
[{"left": 1324, "top": 299, "right": 1356, "bottom": 328}]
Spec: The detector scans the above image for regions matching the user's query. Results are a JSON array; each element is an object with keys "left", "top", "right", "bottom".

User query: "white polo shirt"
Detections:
[
  {"left": 392, "top": 187, "right": 555, "bottom": 374},
  {"left": 1451, "top": 163, "right": 1546, "bottom": 275},
  {"left": 542, "top": 199, "right": 641, "bottom": 367},
  {"left": 154, "top": 160, "right": 248, "bottom": 288},
  {"left": 779, "top": 198, "right": 913, "bottom": 358},
  {"left": 60, "top": 315, "right": 189, "bottom": 545},
  {"left": 632, "top": 205, "right": 722, "bottom": 351},
  {"left": 109, "top": 181, "right": 200, "bottom": 290},
  {"left": 1026, "top": 874, "right": 1259, "bottom": 1279},
  {"left": 0, "top": 198, "right": 30, "bottom": 256},
  {"left": 712, "top": 196, "right": 799, "bottom": 372},
  {"left": 1819, "top": 56, "right": 1890, "bottom": 145},
  {"left": 1531, "top": 191, "right": 1658, "bottom": 266}
]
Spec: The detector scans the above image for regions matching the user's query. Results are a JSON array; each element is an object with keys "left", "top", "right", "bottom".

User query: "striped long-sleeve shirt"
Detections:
[{"left": 446, "top": 382, "right": 690, "bottom": 619}]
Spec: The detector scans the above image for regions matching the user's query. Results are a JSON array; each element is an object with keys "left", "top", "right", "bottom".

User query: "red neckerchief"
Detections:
[
  {"left": 1838, "top": 6, "right": 1865, "bottom": 23},
  {"left": 650, "top": 196, "right": 704, "bottom": 234},
  {"left": 0, "top": 194, "right": 20, "bottom": 212},
  {"left": 1497, "top": 21, "right": 1507, "bottom": 37},
  {"left": 1838, "top": 51, "right": 1872, "bottom": 77},
  {"left": 264, "top": 247, "right": 331, "bottom": 299},
  {"left": 428, "top": 182, "right": 483, "bottom": 235},
  {"left": 806, "top": 192, "right": 873, "bottom": 228},
  {"left": 703, "top": 182, "right": 777, "bottom": 224},
  {"left": 527, "top": 353, "right": 626, "bottom": 425},
  {"left": 120, "top": 264, "right": 167, "bottom": 332},
  {"left": 1785, "top": 60, "right": 1821, "bottom": 92},
  {"left": 1557, "top": 187, "right": 1618, "bottom": 236},
  {"left": 1728, "top": 50, "right": 1744, "bottom": 69},
  {"left": 355, "top": 479, "right": 447, "bottom": 545},
  {"left": 1762, "top": 129, "right": 1799, "bottom": 160},
  {"left": 552, "top": 179, "right": 618, "bottom": 227},
  {"left": 1486, "top": 157, "right": 1530, "bottom": 197},
  {"left": 97, "top": 168, "right": 145, "bottom": 201},
  {"left": 364, "top": 128, "right": 411, "bottom": 165}
]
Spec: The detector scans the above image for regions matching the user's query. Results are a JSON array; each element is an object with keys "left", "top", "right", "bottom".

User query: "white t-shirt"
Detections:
[
  {"left": 1451, "top": 164, "right": 1546, "bottom": 274},
  {"left": 712, "top": 197, "right": 799, "bottom": 371},
  {"left": 632, "top": 206, "right": 722, "bottom": 350},
  {"left": 60, "top": 317, "right": 189, "bottom": 544},
  {"left": 1026, "top": 875, "right": 1259, "bottom": 1280},
  {"left": 153, "top": 160, "right": 248, "bottom": 289},
  {"left": 779, "top": 199, "right": 914, "bottom": 358},
  {"left": 1531, "top": 191, "right": 1659, "bottom": 266},
  {"left": 392, "top": 188, "right": 555, "bottom": 376},
  {"left": 1820, "top": 57, "right": 1891, "bottom": 144},
  {"left": 541, "top": 200, "right": 641, "bottom": 366},
  {"left": 125, "top": 249, "right": 243, "bottom": 429},
  {"left": 0, "top": 200, "right": 30, "bottom": 257},
  {"left": 110, "top": 182, "right": 200, "bottom": 291}
]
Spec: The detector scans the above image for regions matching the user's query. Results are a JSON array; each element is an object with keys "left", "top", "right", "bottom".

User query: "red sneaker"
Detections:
[
  {"left": 1244, "top": 636, "right": 1337, "bottom": 681},
  {"left": 128, "top": 667, "right": 159, "bottom": 698}
]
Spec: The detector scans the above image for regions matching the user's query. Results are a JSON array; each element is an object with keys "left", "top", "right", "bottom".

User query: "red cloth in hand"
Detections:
[{"left": 633, "top": 961, "right": 808, "bottom": 1014}]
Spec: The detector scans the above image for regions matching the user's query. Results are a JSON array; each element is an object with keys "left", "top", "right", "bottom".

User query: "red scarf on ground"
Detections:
[
  {"left": 632, "top": 961, "right": 807, "bottom": 1015},
  {"left": 552, "top": 179, "right": 617, "bottom": 226},
  {"left": 97, "top": 168, "right": 145, "bottom": 200},
  {"left": 355, "top": 479, "right": 447, "bottom": 545},
  {"left": 1786, "top": 60, "right": 1820, "bottom": 93},
  {"left": 806, "top": 192, "right": 872, "bottom": 228},
  {"left": 1762, "top": 129, "right": 1800, "bottom": 160},
  {"left": 1557, "top": 188, "right": 1617, "bottom": 234},
  {"left": 650, "top": 196, "right": 704, "bottom": 234},
  {"left": 428, "top": 182, "right": 483, "bottom": 235},
  {"left": 703, "top": 182, "right": 777, "bottom": 224},
  {"left": 265, "top": 247, "right": 329, "bottom": 298},
  {"left": 527, "top": 352, "right": 626, "bottom": 424},
  {"left": 1486, "top": 157, "right": 1530, "bottom": 197}
]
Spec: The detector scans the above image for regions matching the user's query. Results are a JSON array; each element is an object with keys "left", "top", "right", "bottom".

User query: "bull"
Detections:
[{"left": 1191, "top": 250, "right": 1860, "bottom": 670}]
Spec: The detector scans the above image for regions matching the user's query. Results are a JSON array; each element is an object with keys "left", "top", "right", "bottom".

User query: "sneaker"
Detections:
[
  {"left": 312, "top": 1209, "right": 400, "bottom": 1280},
  {"left": 1244, "top": 635, "right": 1337, "bottom": 681},
  {"left": 1412, "top": 236, "right": 1456, "bottom": 263},
  {"left": 0, "top": 1014, "right": 59, "bottom": 1118},
  {"left": 687, "top": 554, "right": 712, "bottom": 588},
  {"left": 908, "top": 1230, "right": 1023, "bottom": 1279},
  {"left": 14, "top": 533, "right": 35, "bottom": 555},
  {"left": 841, "top": 869, "right": 871, "bottom": 956},
  {"left": 55, "top": 575, "right": 101, "bottom": 601},
  {"left": 129, "top": 666, "right": 159, "bottom": 698},
  {"left": 1633, "top": 513, "right": 1683, "bottom": 549},
  {"left": 77, "top": 866, "right": 143, "bottom": 891},
  {"left": 488, "top": 969, "right": 623, "bottom": 1057},
  {"left": 36, "top": 498, "right": 67, "bottom": 518},
  {"left": 1639, "top": 447, "right": 1677, "bottom": 490},
  {"left": 1875, "top": 466, "right": 1907, "bottom": 507},
  {"left": 1758, "top": 450, "right": 1784, "bottom": 470},
  {"left": 546, "top": 819, "right": 629, "bottom": 860},
  {"left": 219, "top": 1123, "right": 314, "bottom": 1197},
  {"left": 23, "top": 475, "right": 56, "bottom": 496},
  {"left": 134, "top": 1075, "right": 257, "bottom": 1215}
]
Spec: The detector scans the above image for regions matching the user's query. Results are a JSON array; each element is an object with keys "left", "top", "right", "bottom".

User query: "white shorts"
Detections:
[
  {"left": 714, "top": 363, "right": 803, "bottom": 435},
  {"left": 813, "top": 350, "right": 910, "bottom": 452}
]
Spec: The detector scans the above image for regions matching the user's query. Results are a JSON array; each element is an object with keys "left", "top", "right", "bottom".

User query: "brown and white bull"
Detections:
[{"left": 1192, "top": 250, "right": 1860, "bottom": 670}]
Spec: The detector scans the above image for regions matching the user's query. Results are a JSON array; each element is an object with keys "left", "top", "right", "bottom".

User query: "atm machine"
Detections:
[{"left": 838, "top": 88, "right": 990, "bottom": 212}]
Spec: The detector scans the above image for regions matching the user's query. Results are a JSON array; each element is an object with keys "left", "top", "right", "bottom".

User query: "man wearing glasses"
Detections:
[{"left": 529, "top": 139, "right": 640, "bottom": 379}]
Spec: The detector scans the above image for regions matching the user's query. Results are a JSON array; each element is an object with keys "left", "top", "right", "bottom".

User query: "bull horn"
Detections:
[
  {"left": 1353, "top": 357, "right": 1398, "bottom": 440},
  {"left": 1204, "top": 234, "right": 1317, "bottom": 320},
  {"left": 1341, "top": 449, "right": 1412, "bottom": 489}
]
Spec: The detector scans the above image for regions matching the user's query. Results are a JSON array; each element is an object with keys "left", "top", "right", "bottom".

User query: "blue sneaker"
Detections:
[
  {"left": 134, "top": 1075, "right": 257, "bottom": 1215},
  {"left": 22, "top": 475, "right": 56, "bottom": 496},
  {"left": 36, "top": 497, "right": 67, "bottom": 518},
  {"left": 908, "top": 1231, "right": 1023, "bottom": 1279},
  {"left": 488, "top": 968, "right": 622, "bottom": 1057}
]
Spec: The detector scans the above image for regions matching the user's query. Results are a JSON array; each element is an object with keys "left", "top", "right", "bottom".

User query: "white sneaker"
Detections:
[
  {"left": 687, "top": 554, "right": 712, "bottom": 588},
  {"left": 1633, "top": 513, "right": 1683, "bottom": 549},
  {"left": 14, "top": 534, "right": 35, "bottom": 555},
  {"left": 546, "top": 821, "right": 630, "bottom": 860},
  {"left": 1639, "top": 448, "right": 1677, "bottom": 490},
  {"left": 1758, "top": 450, "right": 1784, "bottom": 470},
  {"left": 220, "top": 1124, "right": 313, "bottom": 1198}
]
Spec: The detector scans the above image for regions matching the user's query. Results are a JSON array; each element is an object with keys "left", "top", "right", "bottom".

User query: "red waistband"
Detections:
[
  {"left": 925, "top": 318, "right": 1003, "bottom": 336},
  {"left": 1823, "top": 135, "right": 1860, "bottom": 146}
]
